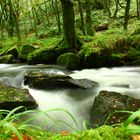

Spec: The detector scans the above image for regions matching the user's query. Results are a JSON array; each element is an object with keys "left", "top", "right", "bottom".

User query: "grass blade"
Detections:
[
  {"left": 124, "top": 110, "right": 140, "bottom": 127},
  {"left": 3, "top": 122, "right": 23, "bottom": 140}
]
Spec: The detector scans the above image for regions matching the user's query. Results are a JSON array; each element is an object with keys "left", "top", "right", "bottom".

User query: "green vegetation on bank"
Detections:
[
  {"left": 1, "top": 107, "right": 140, "bottom": 140},
  {"left": 0, "top": 0, "right": 140, "bottom": 69}
]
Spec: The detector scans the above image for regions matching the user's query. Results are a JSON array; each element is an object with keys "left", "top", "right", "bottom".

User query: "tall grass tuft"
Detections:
[
  {"left": 0, "top": 106, "right": 78, "bottom": 140},
  {"left": 122, "top": 109, "right": 140, "bottom": 135},
  {"left": 105, "top": 109, "right": 140, "bottom": 136}
]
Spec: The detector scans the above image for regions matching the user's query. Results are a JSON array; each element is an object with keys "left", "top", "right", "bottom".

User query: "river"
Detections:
[{"left": 0, "top": 64, "right": 140, "bottom": 132}]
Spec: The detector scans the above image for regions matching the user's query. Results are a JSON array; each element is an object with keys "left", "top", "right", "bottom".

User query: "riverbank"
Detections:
[
  {"left": 1, "top": 28, "right": 140, "bottom": 70},
  {"left": 0, "top": 105, "right": 135, "bottom": 140},
  {"left": 0, "top": 106, "right": 138, "bottom": 140}
]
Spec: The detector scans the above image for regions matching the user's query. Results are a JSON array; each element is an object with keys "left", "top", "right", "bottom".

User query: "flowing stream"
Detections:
[{"left": 0, "top": 64, "right": 140, "bottom": 132}]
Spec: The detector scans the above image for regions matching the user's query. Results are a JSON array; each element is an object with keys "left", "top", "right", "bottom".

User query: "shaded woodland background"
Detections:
[{"left": 0, "top": 0, "right": 139, "bottom": 41}]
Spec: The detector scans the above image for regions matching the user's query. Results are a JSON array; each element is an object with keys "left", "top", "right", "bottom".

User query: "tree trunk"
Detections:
[
  {"left": 78, "top": 0, "right": 85, "bottom": 35},
  {"left": 103, "top": 0, "right": 111, "bottom": 17},
  {"left": 7, "top": 0, "right": 14, "bottom": 37},
  {"left": 14, "top": 0, "right": 21, "bottom": 41},
  {"left": 60, "top": 0, "right": 79, "bottom": 50},
  {"left": 44, "top": 0, "right": 51, "bottom": 27},
  {"left": 86, "top": 1, "right": 94, "bottom": 36},
  {"left": 124, "top": 0, "right": 131, "bottom": 30},
  {"left": 30, "top": 0, "right": 38, "bottom": 36},
  {"left": 137, "top": 0, "right": 140, "bottom": 19},
  {"left": 113, "top": 0, "right": 119, "bottom": 18},
  {"left": 52, "top": 0, "right": 61, "bottom": 33}
]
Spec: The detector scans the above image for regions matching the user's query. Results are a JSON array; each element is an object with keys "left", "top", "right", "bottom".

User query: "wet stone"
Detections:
[
  {"left": 90, "top": 90, "right": 140, "bottom": 128},
  {"left": 0, "top": 82, "right": 38, "bottom": 110},
  {"left": 24, "top": 72, "right": 98, "bottom": 89}
]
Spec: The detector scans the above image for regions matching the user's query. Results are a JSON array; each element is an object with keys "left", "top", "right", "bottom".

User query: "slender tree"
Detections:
[
  {"left": 7, "top": 0, "right": 15, "bottom": 37},
  {"left": 103, "top": 0, "right": 111, "bottom": 17},
  {"left": 13, "top": 0, "right": 21, "bottom": 40},
  {"left": 124, "top": 0, "right": 131, "bottom": 30},
  {"left": 137, "top": 0, "right": 140, "bottom": 19},
  {"left": 78, "top": 0, "right": 85, "bottom": 35},
  {"left": 85, "top": 0, "right": 94, "bottom": 36},
  {"left": 51, "top": 0, "right": 61, "bottom": 33},
  {"left": 60, "top": 0, "right": 80, "bottom": 50},
  {"left": 113, "top": 0, "right": 119, "bottom": 18}
]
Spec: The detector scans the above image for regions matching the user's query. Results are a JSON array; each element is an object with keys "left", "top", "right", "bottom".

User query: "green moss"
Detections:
[
  {"left": 24, "top": 35, "right": 62, "bottom": 48},
  {"left": 127, "top": 47, "right": 140, "bottom": 60},
  {"left": 44, "top": 126, "right": 130, "bottom": 140},
  {"left": 0, "top": 82, "right": 38, "bottom": 110},
  {"left": 0, "top": 107, "right": 135, "bottom": 140},
  {"left": 17, "top": 45, "right": 36, "bottom": 62},
  {"left": 4, "top": 46, "right": 18, "bottom": 58},
  {"left": 1, "top": 37, "right": 18, "bottom": 53},
  {"left": 57, "top": 53, "right": 81, "bottom": 70},
  {"left": 79, "top": 42, "right": 111, "bottom": 68},
  {"left": 0, "top": 82, "right": 27, "bottom": 101},
  {"left": 79, "top": 44, "right": 102, "bottom": 58},
  {"left": 131, "top": 59, "right": 140, "bottom": 65},
  {"left": 107, "top": 53, "right": 124, "bottom": 66},
  {"left": 0, "top": 54, "right": 14, "bottom": 64},
  {"left": 55, "top": 42, "right": 70, "bottom": 56},
  {"left": 128, "top": 35, "right": 140, "bottom": 50},
  {"left": 28, "top": 47, "right": 57, "bottom": 64}
]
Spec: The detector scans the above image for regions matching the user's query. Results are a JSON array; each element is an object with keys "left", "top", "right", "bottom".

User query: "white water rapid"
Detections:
[{"left": 0, "top": 64, "right": 140, "bottom": 132}]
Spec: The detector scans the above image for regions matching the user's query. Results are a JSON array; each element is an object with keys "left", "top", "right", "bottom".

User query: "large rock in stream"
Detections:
[
  {"left": 24, "top": 72, "right": 98, "bottom": 89},
  {"left": 90, "top": 90, "right": 140, "bottom": 128},
  {"left": 0, "top": 82, "right": 38, "bottom": 110}
]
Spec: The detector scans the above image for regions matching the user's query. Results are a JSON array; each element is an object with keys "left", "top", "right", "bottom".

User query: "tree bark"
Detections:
[
  {"left": 86, "top": 0, "right": 94, "bottom": 36},
  {"left": 124, "top": 0, "right": 131, "bottom": 30},
  {"left": 52, "top": 0, "right": 61, "bottom": 33},
  {"left": 78, "top": 0, "right": 85, "bottom": 35},
  {"left": 60, "top": 0, "right": 79, "bottom": 50},
  {"left": 137, "top": 0, "right": 140, "bottom": 19},
  {"left": 7, "top": 0, "right": 14, "bottom": 37},
  {"left": 113, "top": 0, "right": 119, "bottom": 18},
  {"left": 103, "top": 0, "right": 111, "bottom": 17}
]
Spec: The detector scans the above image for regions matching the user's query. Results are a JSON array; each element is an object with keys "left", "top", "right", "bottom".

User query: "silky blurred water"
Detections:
[{"left": 0, "top": 64, "right": 140, "bottom": 132}]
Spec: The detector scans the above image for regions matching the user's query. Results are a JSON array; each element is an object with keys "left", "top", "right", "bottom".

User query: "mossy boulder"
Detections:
[
  {"left": 18, "top": 45, "right": 36, "bottom": 62},
  {"left": 0, "top": 54, "right": 14, "bottom": 64},
  {"left": 0, "top": 46, "right": 18, "bottom": 57},
  {"left": 126, "top": 47, "right": 140, "bottom": 65},
  {"left": 131, "top": 59, "right": 140, "bottom": 65},
  {"left": 90, "top": 90, "right": 140, "bottom": 128},
  {"left": 28, "top": 47, "right": 57, "bottom": 64},
  {"left": 112, "top": 38, "right": 128, "bottom": 53},
  {"left": 107, "top": 53, "right": 124, "bottom": 66},
  {"left": 79, "top": 44, "right": 111, "bottom": 68},
  {"left": 129, "top": 34, "right": 140, "bottom": 49},
  {"left": 4, "top": 46, "right": 18, "bottom": 58},
  {"left": 0, "top": 82, "right": 38, "bottom": 110},
  {"left": 57, "top": 53, "right": 81, "bottom": 70},
  {"left": 127, "top": 47, "right": 140, "bottom": 60},
  {"left": 55, "top": 43, "right": 70, "bottom": 56}
]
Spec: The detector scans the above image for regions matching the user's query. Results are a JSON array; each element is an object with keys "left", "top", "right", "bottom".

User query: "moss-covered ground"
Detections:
[{"left": 0, "top": 125, "right": 132, "bottom": 140}]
